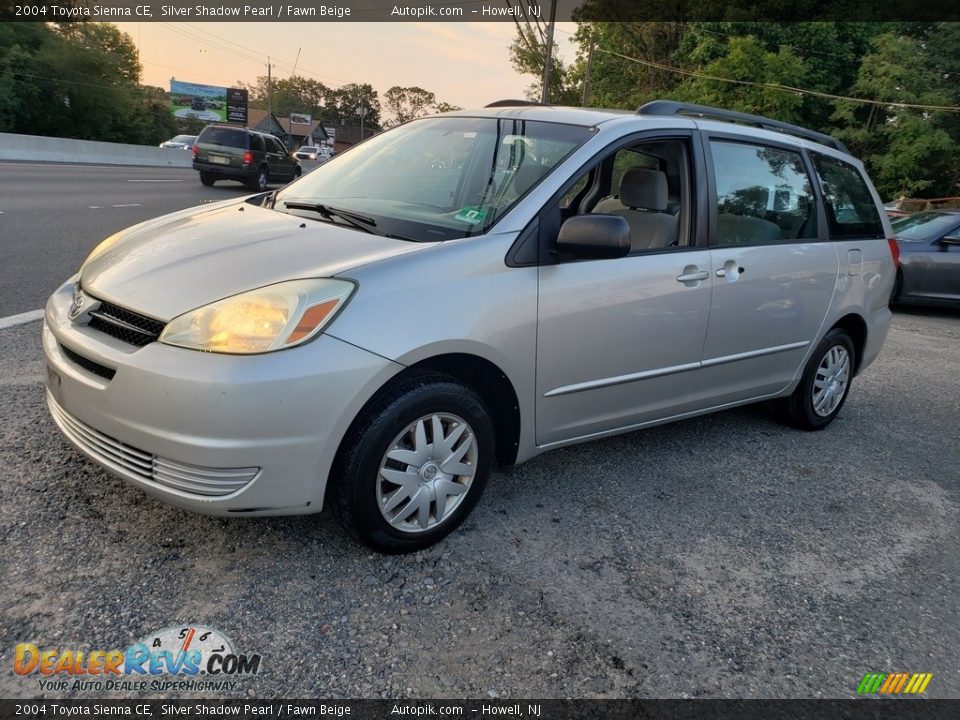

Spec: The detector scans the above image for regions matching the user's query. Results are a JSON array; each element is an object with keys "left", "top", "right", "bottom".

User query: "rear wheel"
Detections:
[
  {"left": 248, "top": 166, "right": 268, "bottom": 191},
  {"left": 331, "top": 372, "right": 494, "bottom": 553},
  {"left": 776, "top": 328, "right": 855, "bottom": 431},
  {"left": 199, "top": 171, "right": 215, "bottom": 186}
]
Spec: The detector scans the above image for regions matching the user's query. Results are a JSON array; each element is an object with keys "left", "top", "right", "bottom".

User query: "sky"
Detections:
[{"left": 114, "top": 22, "right": 579, "bottom": 111}]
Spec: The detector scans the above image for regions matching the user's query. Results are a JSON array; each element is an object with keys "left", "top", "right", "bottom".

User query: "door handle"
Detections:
[
  {"left": 676, "top": 269, "right": 709, "bottom": 283},
  {"left": 716, "top": 262, "right": 745, "bottom": 279}
]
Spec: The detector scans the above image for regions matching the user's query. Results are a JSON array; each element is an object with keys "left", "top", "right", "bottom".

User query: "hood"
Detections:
[{"left": 80, "top": 200, "right": 428, "bottom": 320}]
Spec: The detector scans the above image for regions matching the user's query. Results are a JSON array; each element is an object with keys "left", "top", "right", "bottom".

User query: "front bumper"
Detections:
[{"left": 43, "top": 279, "right": 402, "bottom": 516}]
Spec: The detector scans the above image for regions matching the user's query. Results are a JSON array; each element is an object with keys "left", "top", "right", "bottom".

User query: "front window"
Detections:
[{"left": 275, "top": 117, "right": 593, "bottom": 241}]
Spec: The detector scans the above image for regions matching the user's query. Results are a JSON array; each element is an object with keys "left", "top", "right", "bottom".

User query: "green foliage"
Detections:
[
  {"left": 509, "top": 21, "right": 960, "bottom": 199},
  {"left": 0, "top": 22, "right": 174, "bottom": 145},
  {"left": 240, "top": 77, "right": 383, "bottom": 129}
]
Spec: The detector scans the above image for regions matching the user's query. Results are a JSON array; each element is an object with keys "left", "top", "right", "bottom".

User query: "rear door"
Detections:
[
  {"left": 699, "top": 136, "right": 839, "bottom": 403},
  {"left": 267, "top": 136, "right": 293, "bottom": 180}
]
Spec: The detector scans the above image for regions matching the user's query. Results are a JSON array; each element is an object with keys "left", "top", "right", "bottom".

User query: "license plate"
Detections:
[
  {"left": 47, "top": 364, "right": 63, "bottom": 403},
  {"left": 210, "top": 156, "right": 230, "bottom": 165}
]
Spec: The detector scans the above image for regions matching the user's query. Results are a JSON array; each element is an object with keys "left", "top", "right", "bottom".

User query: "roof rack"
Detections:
[
  {"left": 637, "top": 100, "right": 849, "bottom": 154},
  {"left": 484, "top": 99, "right": 547, "bottom": 108}
]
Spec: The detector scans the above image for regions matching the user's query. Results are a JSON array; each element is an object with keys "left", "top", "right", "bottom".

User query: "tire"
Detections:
[
  {"left": 199, "top": 172, "right": 215, "bottom": 187},
  {"left": 330, "top": 371, "right": 495, "bottom": 553},
  {"left": 775, "top": 328, "right": 856, "bottom": 431},
  {"left": 293, "top": 165, "right": 302, "bottom": 179},
  {"left": 248, "top": 166, "right": 268, "bottom": 191}
]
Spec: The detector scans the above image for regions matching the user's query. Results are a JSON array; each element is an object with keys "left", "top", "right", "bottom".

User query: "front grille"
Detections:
[
  {"left": 59, "top": 344, "right": 116, "bottom": 381},
  {"left": 47, "top": 393, "right": 260, "bottom": 497},
  {"left": 87, "top": 299, "right": 166, "bottom": 347}
]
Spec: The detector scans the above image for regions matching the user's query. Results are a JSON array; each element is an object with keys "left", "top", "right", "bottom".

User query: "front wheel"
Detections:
[
  {"left": 330, "top": 372, "right": 494, "bottom": 553},
  {"left": 776, "top": 328, "right": 855, "bottom": 431}
]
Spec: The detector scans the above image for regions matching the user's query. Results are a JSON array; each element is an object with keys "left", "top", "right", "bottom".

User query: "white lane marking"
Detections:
[
  {"left": 89, "top": 205, "right": 104, "bottom": 209},
  {"left": 0, "top": 309, "right": 45, "bottom": 330},
  {"left": 111, "top": 203, "right": 142, "bottom": 208},
  {"left": 126, "top": 179, "right": 183, "bottom": 183}
]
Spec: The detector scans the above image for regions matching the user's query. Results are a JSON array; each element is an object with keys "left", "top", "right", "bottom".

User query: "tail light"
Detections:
[
  {"left": 887, "top": 237, "right": 900, "bottom": 268},
  {"left": 192, "top": 145, "right": 198, "bottom": 159},
  {"left": 242, "top": 151, "right": 254, "bottom": 165}
]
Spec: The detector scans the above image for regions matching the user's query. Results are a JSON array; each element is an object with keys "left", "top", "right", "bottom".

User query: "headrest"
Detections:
[{"left": 620, "top": 167, "right": 668, "bottom": 211}]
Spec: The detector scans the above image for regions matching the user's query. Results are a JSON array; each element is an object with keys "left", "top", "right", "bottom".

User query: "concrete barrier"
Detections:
[{"left": 0, "top": 132, "right": 193, "bottom": 168}]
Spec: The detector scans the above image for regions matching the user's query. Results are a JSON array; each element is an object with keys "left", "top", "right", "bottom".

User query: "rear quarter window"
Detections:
[
  {"left": 198, "top": 127, "right": 248, "bottom": 149},
  {"left": 811, "top": 153, "right": 884, "bottom": 239}
]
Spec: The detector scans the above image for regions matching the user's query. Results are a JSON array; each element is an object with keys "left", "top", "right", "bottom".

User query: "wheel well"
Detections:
[
  {"left": 830, "top": 314, "right": 867, "bottom": 374},
  {"left": 405, "top": 354, "right": 522, "bottom": 466}
]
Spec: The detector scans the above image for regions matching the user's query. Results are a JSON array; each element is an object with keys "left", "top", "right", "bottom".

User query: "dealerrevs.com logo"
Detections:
[{"left": 14, "top": 626, "right": 261, "bottom": 692}]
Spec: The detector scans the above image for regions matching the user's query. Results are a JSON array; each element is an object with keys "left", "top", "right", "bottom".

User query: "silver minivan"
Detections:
[{"left": 43, "top": 101, "right": 897, "bottom": 551}]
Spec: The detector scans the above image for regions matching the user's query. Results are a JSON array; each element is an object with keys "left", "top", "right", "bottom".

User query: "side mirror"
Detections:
[
  {"left": 939, "top": 235, "right": 960, "bottom": 246},
  {"left": 556, "top": 215, "right": 631, "bottom": 260}
]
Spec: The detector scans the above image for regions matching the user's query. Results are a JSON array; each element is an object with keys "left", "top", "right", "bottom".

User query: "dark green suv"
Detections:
[{"left": 193, "top": 125, "right": 302, "bottom": 190}]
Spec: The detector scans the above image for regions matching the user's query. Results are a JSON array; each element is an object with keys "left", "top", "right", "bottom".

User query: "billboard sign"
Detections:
[
  {"left": 226, "top": 88, "right": 248, "bottom": 125},
  {"left": 170, "top": 80, "right": 228, "bottom": 122},
  {"left": 290, "top": 112, "right": 312, "bottom": 125}
]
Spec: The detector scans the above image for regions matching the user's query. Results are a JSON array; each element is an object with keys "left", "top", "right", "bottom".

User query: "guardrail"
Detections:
[{"left": 0, "top": 132, "right": 193, "bottom": 168}]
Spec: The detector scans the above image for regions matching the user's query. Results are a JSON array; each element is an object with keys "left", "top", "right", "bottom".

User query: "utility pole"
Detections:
[
  {"left": 359, "top": 98, "right": 365, "bottom": 140},
  {"left": 582, "top": 35, "right": 595, "bottom": 107},
  {"left": 267, "top": 57, "right": 273, "bottom": 123},
  {"left": 541, "top": 0, "right": 557, "bottom": 104}
]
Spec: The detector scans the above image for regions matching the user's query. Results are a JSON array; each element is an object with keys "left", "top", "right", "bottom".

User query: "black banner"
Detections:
[
  {"left": 2, "top": 700, "right": 960, "bottom": 720},
  {"left": 226, "top": 88, "right": 248, "bottom": 126},
  {"left": 1, "top": 0, "right": 959, "bottom": 22}
]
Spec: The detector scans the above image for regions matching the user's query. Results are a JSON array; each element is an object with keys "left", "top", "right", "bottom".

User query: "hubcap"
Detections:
[
  {"left": 376, "top": 413, "right": 477, "bottom": 533},
  {"left": 812, "top": 345, "right": 850, "bottom": 417}
]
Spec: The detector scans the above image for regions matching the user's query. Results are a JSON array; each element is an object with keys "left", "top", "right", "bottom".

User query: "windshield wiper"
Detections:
[{"left": 283, "top": 201, "right": 378, "bottom": 234}]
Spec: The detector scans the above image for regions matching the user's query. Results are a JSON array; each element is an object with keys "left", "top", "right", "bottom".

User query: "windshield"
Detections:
[
  {"left": 892, "top": 212, "right": 960, "bottom": 241},
  {"left": 275, "top": 116, "right": 593, "bottom": 241},
  {"left": 171, "top": 135, "right": 195, "bottom": 143}
]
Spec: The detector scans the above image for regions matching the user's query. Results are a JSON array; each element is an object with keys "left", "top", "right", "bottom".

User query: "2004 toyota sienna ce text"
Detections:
[{"left": 43, "top": 101, "right": 897, "bottom": 552}]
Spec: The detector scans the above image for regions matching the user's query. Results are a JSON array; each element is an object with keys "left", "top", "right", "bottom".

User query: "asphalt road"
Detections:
[
  {"left": 0, "top": 162, "right": 255, "bottom": 317},
  {"left": 1, "top": 305, "right": 958, "bottom": 699}
]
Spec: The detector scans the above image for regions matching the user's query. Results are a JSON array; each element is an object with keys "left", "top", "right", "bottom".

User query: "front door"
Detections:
[{"left": 535, "top": 134, "right": 715, "bottom": 446}]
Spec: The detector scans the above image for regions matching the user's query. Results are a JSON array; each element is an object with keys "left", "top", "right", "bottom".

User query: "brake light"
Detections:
[
  {"left": 887, "top": 237, "right": 900, "bottom": 268},
  {"left": 242, "top": 151, "right": 254, "bottom": 165},
  {"left": 192, "top": 145, "right": 198, "bottom": 158}
]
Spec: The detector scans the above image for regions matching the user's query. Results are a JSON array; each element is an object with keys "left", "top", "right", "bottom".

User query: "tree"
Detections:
[
  {"left": 507, "top": 18, "right": 579, "bottom": 104},
  {"left": 673, "top": 35, "right": 809, "bottom": 123},
  {"left": 383, "top": 86, "right": 436, "bottom": 126},
  {"left": 831, "top": 31, "right": 958, "bottom": 198},
  {"left": 0, "top": 22, "right": 176, "bottom": 145}
]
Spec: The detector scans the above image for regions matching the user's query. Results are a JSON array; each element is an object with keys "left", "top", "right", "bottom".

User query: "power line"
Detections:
[{"left": 595, "top": 47, "right": 960, "bottom": 113}]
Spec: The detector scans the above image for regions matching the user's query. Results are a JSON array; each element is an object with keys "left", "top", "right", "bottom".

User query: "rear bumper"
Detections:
[
  {"left": 859, "top": 304, "right": 892, "bottom": 374},
  {"left": 192, "top": 161, "right": 253, "bottom": 180}
]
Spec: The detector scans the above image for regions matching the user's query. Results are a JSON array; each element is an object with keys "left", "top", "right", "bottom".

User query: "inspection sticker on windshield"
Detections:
[{"left": 454, "top": 206, "right": 488, "bottom": 225}]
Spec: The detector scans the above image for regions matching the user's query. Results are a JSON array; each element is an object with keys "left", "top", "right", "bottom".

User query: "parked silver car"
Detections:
[{"left": 43, "top": 101, "right": 896, "bottom": 551}]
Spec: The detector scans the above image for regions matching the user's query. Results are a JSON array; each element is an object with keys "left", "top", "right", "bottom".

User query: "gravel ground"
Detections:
[{"left": 1, "top": 308, "right": 958, "bottom": 699}]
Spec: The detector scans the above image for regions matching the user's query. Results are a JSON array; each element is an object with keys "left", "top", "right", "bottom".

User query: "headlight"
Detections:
[{"left": 159, "top": 279, "right": 356, "bottom": 354}]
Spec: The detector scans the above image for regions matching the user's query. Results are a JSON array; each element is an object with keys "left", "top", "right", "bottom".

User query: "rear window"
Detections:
[
  {"left": 198, "top": 127, "right": 248, "bottom": 149},
  {"left": 811, "top": 153, "right": 884, "bottom": 239}
]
